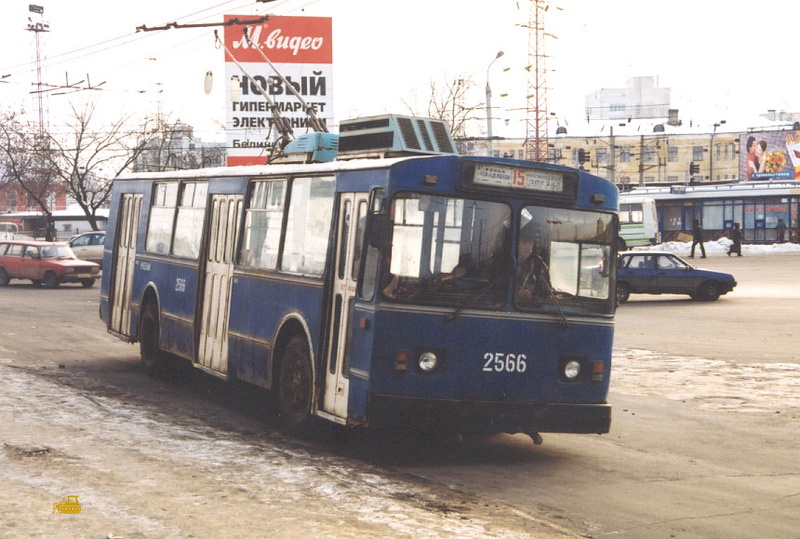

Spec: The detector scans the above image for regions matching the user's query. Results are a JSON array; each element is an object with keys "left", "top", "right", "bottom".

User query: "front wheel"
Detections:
[
  {"left": 43, "top": 271, "right": 59, "bottom": 289},
  {"left": 698, "top": 281, "right": 721, "bottom": 301},
  {"left": 616, "top": 282, "right": 631, "bottom": 304},
  {"left": 80, "top": 278, "right": 96, "bottom": 288},
  {"left": 278, "top": 334, "right": 314, "bottom": 434}
]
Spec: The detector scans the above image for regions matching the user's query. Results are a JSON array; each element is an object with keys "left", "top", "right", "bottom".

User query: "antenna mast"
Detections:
[
  {"left": 525, "top": 0, "right": 549, "bottom": 162},
  {"left": 26, "top": 4, "right": 50, "bottom": 138}
]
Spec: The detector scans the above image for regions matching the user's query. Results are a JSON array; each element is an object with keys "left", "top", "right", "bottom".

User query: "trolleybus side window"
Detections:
[
  {"left": 280, "top": 176, "right": 335, "bottom": 276},
  {"left": 239, "top": 179, "right": 287, "bottom": 270},
  {"left": 145, "top": 182, "right": 179, "bottom": 255},
  {"left": 351, "top": 200, "right": 368, "bottom": 280},
  {"left": 172, "top": 182, "right": 208, "bottom": 259},
  {"left": 357, "top": 189, "right": 385, "bottom": 302}
]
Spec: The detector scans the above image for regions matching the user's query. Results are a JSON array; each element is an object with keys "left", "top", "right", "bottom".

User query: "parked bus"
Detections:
[
  {"left": 618, "top": 196, "right": 659, "bottom": 249},
  {"left": 99, "top": 115, "right": 618, "bottom": 441},
  {"left": 621, "top": 181, "right": 800, "bottom": 243}
]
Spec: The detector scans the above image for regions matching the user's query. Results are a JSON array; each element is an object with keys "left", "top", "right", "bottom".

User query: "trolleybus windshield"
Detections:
[{"left": 382, "top": 193, "right": 615, "bottom": 315}]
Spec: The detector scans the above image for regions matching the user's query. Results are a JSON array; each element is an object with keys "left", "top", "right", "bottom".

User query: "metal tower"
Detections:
[
  {"left": 26, "top": 4, "right": 50, "bottom": 138},
  {"left": 524, "top": 0, "right": 549, "bottom": 162}
]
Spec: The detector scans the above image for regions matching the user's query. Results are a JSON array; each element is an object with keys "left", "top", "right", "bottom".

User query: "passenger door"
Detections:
[
  {"left": 20, "top": 246, "right": 42, "bottom": 280},
  {"left": 110, "top": 194, "right": 143, "bottom": 336},
  {"left": 197, "top": 194, "right": 242, "bottom": 375},
  {"left": 655, "top": 255, "right": 689, "bottom": 294},
  {"left": 623, "top": 254, "right": 658, "bottom": 292},
  {"left": 322, "top": 193, "right": 369, "bottom": 419}
]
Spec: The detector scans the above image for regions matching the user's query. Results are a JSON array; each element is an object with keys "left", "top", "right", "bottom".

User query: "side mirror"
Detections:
[{"left": 367, "top": 213, "right": 393, "bottom": 251}]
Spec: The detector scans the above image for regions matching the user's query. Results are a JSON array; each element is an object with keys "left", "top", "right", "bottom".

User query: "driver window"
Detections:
[{"left": 657, "top": 256, "right": 679, "bottom": 270}]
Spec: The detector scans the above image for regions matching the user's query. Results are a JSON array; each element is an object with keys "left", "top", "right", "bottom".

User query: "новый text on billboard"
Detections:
[{"left": 224, "top": 15, "right": 333, "bottom": 166}]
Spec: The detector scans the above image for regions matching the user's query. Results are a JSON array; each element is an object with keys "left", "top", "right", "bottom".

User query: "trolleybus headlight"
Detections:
[
  {"left": 563, "top": 360, "right": 581, "bottom": 380},
  {"left": 418, "top": 351, "right": 438, "bottom": 373}
]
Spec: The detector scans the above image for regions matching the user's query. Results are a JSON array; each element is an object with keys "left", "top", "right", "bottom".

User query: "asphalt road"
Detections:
[
  {"left": 614, "top": 252, "right": 800, "bottom": 363},
  {"left": 1, "top": 254, "right": 799, "bottom": 537}
]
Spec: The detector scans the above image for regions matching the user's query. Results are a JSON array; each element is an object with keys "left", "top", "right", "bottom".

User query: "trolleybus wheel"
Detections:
[
  {"left": 140, "top": 302, "right": 166, "bottom": 376},
  {"left": 278, "top": 334, "right": 313, "bottom": 433}
]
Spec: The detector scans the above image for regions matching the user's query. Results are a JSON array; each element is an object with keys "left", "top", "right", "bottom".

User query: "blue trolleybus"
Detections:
[{"left": 100, "top": 115, "right": 618, "bottom": 440}]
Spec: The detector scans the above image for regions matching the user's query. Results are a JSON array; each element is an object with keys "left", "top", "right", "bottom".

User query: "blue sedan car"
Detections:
[{"left": 616, "top": 251, "right": 737, "bottom": 304}]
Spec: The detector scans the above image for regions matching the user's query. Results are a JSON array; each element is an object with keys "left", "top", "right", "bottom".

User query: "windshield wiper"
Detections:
[
  {"left": 525, "top": 257, "right": 570, "bottom": 329},
  {"left": 443, "top": 277, "right": 501, "bottom": 323}
]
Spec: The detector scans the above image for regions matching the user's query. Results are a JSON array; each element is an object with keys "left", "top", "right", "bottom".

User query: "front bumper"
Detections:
[{"left": 367, "top": 395, "right": 611, "bottom": 435}]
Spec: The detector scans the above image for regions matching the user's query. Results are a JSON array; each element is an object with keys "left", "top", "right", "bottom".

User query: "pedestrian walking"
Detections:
[
  {"left": 689, "top": 219, "right": 706, "bottom": 258},
  {"left": 728, "top": 222, "right": 743, "bottom": 256},
  {"left": 776, "top": 218, "right": 787, "bottom": 243}
]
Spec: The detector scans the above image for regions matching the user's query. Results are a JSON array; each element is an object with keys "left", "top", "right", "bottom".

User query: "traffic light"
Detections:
[
  {"left": 689, "top": 162, "right": 700, "bottom": 175},
  {"left": 578, "top": 149, "right": 590, "bottom": 164}
]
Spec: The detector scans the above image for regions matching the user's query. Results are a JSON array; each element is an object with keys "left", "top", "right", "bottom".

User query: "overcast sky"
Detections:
[{"left": 2, "top": 0, "right": 798, "bottom": 141}]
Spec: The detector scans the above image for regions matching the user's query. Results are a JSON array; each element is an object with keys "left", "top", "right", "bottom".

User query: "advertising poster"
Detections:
[
  {"left": 739, "top": 130, "right": 800, "bottom": 181},
  {"left": 223, "top": 15, "right": 333, "bottom": 166}
]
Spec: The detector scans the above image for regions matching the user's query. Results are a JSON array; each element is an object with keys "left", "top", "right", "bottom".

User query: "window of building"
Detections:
[
  {"left": 668, "top": 146, "right": 678, "bottom": 162},
  {"left": 693, "top": 146, "right": 704, "bottom": 161},
  {"left": 620, "top": 147, "right": 631, "bottom": 163}
]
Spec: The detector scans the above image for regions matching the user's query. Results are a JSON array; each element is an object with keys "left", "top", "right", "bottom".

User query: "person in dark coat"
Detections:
[
  {"left": 689, "top": 219, "right": 706, "bottom": 258},
  {"left": 776, "top": 218, "right": 787, "bottom": 243},
  {"left": 728, "top": 222, "right": 743, "bottom": 256}
]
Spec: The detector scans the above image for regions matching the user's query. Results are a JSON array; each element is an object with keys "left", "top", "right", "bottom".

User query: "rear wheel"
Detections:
[
  {"left": 278, "top": 334, "right": 314, "bottom": 433},
  {"left": 140, "top": 302, "right": 166, "bottom": 376},
  {"left": 0, "top": 268, "right": 9, "bottom": 286},
  {"left": 616, "top": 282, "right": 631, "bottom": 304},
  {"left": 699, "top": 281, "right": 721, "bottom": 301},
  {"left": 43, "top": 271, "right": 59, "bottom": 289}
]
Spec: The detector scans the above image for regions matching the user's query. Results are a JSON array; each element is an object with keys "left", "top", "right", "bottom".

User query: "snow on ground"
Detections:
[
  {"left": 613, "top": 349, "right": 800, "bottom": 413},
  {"left": 636, "top": 238, "right": 800, "bottom": 257}
]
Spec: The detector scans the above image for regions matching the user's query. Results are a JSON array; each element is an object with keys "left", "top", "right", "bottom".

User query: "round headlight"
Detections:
[
  {"left": 563, "top": 360, "right": 581, "bottom": 380},
  {"left": 418, "top": 351, "right": 438, "bottom": 373}
]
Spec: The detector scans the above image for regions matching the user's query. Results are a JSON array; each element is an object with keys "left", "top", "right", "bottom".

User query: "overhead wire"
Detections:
[{"left": 0, "top": 0, "right": 245, "bottom": 76}]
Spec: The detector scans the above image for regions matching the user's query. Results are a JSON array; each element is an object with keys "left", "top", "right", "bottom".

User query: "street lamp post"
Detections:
[
  {"left": 485, "top": 50, "right": 504, "bottom": 157},
  {"left": 710, "top": 120, "right": 726, "bottom": 181}
]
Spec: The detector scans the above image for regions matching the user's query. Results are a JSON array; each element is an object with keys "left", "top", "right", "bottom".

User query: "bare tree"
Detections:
[
  {"left": 0, "top": 110, "right": 59, "bottom": 224},
  {"left": 45, "top": 102, "right": 152, "bottom": 230},
  {"left": 403, "top": 75, "right": 484, "bottom": 142}
]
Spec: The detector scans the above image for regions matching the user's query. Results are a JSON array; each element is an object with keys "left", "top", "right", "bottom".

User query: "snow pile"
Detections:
[{"left": 634, "top": 239, "right": 800, "bottom": 257}]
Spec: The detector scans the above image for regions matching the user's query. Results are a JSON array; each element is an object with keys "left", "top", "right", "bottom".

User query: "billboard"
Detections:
[
  {"left": 223, "top": 15, "right": 333, "bottom": 166},
  {"left": 739, "top": 129, "right": 800, "bottom": 182}
]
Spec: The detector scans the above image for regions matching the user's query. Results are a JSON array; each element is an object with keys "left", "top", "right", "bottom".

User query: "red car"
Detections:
[{"left": 0, "top": 240, "right": 100, "bottom": 288}]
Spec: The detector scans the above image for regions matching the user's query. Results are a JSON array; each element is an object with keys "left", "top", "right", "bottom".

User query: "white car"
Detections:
[{"left": 68, "top": 231, "right": 106, "bottom": 268}]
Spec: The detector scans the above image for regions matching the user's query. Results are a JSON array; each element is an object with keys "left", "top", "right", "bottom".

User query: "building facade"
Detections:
[{"left": 468, "top": 128, "right": 741, "bottom": 189}]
